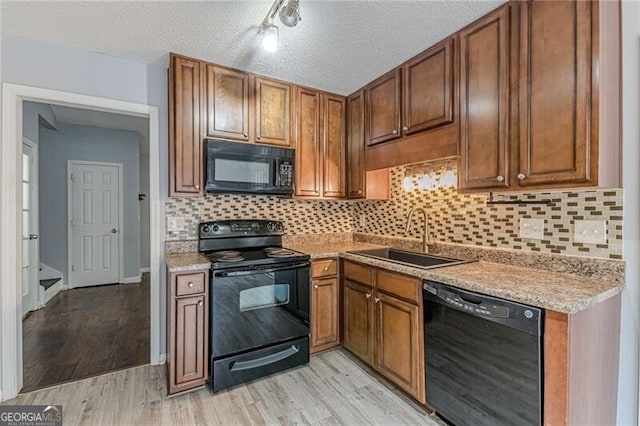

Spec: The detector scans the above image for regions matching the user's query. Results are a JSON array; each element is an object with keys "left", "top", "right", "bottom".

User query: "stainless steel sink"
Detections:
[{"left": 347, "top": 247, "right": 473, "bottom": 270}]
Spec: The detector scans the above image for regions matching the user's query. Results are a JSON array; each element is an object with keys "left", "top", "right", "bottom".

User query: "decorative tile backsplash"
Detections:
[
  {"left": 165, "top": 194, "right": 354, "bottom": 240},
  {"left": 165, "top": 163, "right": 624, "bottom": 260},
  {"left": 354, "top": 164, "right": 623, "bottom": 260}
]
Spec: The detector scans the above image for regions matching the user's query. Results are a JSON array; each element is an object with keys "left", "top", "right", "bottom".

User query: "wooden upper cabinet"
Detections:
[
  {"left": 170, "top": 55, "right": 204, "bottom": 196},
  {"left": 206, "top": 65, "right": 250, "bottom": 141},
  {"left": 366, "top": 69, "right": 402, "bottom": 146},
  {"left": 254, "top": 77, "right": 291, "bottom": 147},
  {"left": 294, "top": 87, "right": 322, "bottom": 197},
  {"left": 402, "top": 37, "right": 455, "bottom": 136},
  {"left": 458, "top": 4, "right": 512, "bottom": 191},
  {"left": 517, "top": 0, "right": 595, "bottom": 187},
  {"left": 347, "top": 90, "right": 366, "bottom": 199},
  {"left": 323, "top": 94, "right": 346, "bottom": 198}
]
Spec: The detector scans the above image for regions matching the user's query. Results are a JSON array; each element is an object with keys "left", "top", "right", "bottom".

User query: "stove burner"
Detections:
[
  {"left": 263, "top": 247, "right": 282, "bottom": 253},
  {"left": 213, "top": 250, "right": 242, "bottom": 257},
  {"left": 217, "top": 256, "right": 245, "bottom": 262},
  {"left": 266, "top": 249, "right": 297, "bottom": 258}
]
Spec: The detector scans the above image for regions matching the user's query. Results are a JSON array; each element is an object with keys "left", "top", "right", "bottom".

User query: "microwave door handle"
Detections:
[
  {"left": 215, "top": 262, "right": 310, "bottom": 277},
  {"left": 274, "top": 158, "right": 281, "bottom": 187}
]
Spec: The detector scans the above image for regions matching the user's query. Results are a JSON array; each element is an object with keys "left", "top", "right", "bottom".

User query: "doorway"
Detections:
[{"left": 0, "top": 83, "right": 163, "bottom": 401}]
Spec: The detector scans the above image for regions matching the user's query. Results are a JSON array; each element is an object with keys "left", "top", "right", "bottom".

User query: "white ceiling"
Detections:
[
  {"left": 2, "top": 0, "right": 504, "bottom": 95},
  {"left": 49, "top": 104, "right": 150, "bottom": 154}
]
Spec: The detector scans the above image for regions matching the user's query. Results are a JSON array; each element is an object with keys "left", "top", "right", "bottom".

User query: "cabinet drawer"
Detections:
[
  {"left": 312, "top": 258, "right": 338, "bottom": 278},
  {"left": 175, "top": 272, "right": 206, "bottom": 296},
  {"left": 376, "top": 269, "right": 421, "bottom": 304},
  {"left": 343, "top": 260, "right": 373, "bottom": 285}
]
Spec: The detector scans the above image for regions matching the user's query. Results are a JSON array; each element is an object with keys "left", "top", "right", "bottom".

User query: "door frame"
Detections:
[
  {"left": 21, "top": 137, "right": 39, "bottom": 314},
  {"left": 0, "top": 83, "right": 163, "bottom": 402},
  {"left": 67, "top": 160, "right": 124, "bottom": 288}
]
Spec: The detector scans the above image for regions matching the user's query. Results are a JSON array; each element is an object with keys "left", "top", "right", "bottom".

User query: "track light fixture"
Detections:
[{"left": 259, "top": 0, "right": 302, "bottom": 52}]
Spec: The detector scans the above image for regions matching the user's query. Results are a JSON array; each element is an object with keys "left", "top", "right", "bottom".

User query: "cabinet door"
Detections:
[
  {"left": 322, "top": 94, "right": 346, "bottom": 198},
  {"left": 174, "top": 295, "right": 206, "bottom": 387},
  {"left": 403, "top": 38, "right": 454, "bottom": 136},
  {"left": 458, "top": 5, "right": 512, "bottom": 191},
  {"left": 366, "top": 69, "right": 402, "bottom": 146},
  {"left": 255, "top": 77, "right": 291, "bottom": 147},
  {"left": 518, "top": 0, "right": 594, "bottom": 187},
  {"left": 311, "top": 277, "right": 339, "bottom": 351},
  {"left": 170, "top": 55, "right": 204, "bottom": 196},
  {"left": 342, "top": 279, "right": 375, "bottom": 365},
  {"left": 206, "top": 65, "right": 250, "bottom": 141},
  {"left": 347, "top": 90, "right": 366, "bottom": 199},
  {"left": 294, "top": 87, "right": 322, "bottom": 197},
  {"left": 375, "top": 292, "right": 422, "bottom": 401}
]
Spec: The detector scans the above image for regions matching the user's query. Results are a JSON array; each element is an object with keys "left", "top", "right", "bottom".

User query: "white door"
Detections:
[
  {"left": 21, "top": 140, "right": 39, "bottom": 315},
  {"left": 69, "top": 162, "right": 122, "bottom": 287}
]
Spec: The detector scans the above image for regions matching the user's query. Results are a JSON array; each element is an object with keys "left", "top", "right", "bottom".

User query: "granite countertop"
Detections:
[
  {"left": 286, "top": 242, "right": 383, "bottom": 259},
  {"left": 165, "top": 252, "right": 210, "bottom": 272},
  {"left": 340, "top": 252, "right": 623, "bottom": 314}
]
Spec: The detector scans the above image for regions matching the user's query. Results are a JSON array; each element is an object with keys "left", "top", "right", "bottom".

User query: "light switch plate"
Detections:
[
  {"left": 167, "top": 216, "right": 183, "bottom": 232},
  {"left": 574, "top": 220, "right": 607, "bottom": 244},
  {"left": 519, "top": 218, "right": 545, "bottom": 240}
]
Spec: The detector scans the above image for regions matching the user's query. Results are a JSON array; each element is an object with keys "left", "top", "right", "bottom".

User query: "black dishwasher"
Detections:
[{"left": 423, "top": 280, "right": 543, "bottom": 426}]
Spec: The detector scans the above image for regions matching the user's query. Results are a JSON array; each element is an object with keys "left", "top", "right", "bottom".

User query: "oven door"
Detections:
[{"left": 211, "top": 262, "right": 310, "bottom": 360}]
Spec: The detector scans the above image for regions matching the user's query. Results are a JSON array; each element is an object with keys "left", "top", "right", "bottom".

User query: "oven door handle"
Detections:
[
  {"left": 215, "top": 262, "right": 310, "bottom": 277},
  {"left": 230, "top": 345, "right": 300, "bottom": 372}
]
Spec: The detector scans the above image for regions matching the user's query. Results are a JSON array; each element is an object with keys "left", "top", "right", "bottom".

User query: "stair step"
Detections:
[{"left": 39, "top": 278, "right": 61, "bottom": 290}]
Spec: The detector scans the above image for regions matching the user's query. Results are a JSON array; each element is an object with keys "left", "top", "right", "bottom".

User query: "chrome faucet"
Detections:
[{"left": 405, "top": 207, "right": 432, "bottom": 253}]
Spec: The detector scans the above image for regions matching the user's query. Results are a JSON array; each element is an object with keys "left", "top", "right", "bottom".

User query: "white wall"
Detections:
[
  {"left": 39, "top": 124, "right": 141, "bottom": 282},
  {"left": 619, "top": 1, "right": 640, "bottom": 424}
]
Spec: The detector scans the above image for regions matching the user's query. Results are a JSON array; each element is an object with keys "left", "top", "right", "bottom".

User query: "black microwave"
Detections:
[{"left": 204, "top": 139, "right": 295, "bottom": 195}]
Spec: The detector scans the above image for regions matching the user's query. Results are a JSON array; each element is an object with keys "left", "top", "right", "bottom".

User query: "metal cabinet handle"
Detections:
[
  {"left": 496, "top": 176, "right": 504, "bottom": 182},
  {"left": 323, "top": 266, "right": 329, "bottom": 272},
  {"left": 198, "top": 300, "right": 203, "bottom": 306},
  {"left": 28, "top": 234, "right": 38, "bottom": 240},
  {"left": 188, "top": 282, "right": 194, "bottom": 288},
  {"left": 392, "top": 129, "right": 398, "bottom": 135},
  {"left": 517, "top": 173, "right": 526, "bottom": 180},
  {"left": 195, "top": 184, "right": 200, "bottom": 189},
  {"left": 365, "top": 292, "right": 372, "bottom": 299},
  {"left": 243, "top": 132, "right": 248, "bottom": 137},
  {"left": 403, "top": 126, "right": 409, "bottom": 131},
  {"left": 111, "top": 228, "right": 117, "bottom": 234},
  {"left": 256, "top": 135, "right": 261, "bottom": 140},
  {"left": 357, "top": 190, "right": 363, "bottom": 194},
  {"left": 314, "top": 284, "right": 319, "bottom": 289},
  {"left": 375, "top": 297, "right": 381, "bottom": 303}
]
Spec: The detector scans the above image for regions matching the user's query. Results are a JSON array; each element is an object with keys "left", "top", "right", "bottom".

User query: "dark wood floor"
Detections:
[{"left": 22, "top": 274, "right": 150, "bottom": 392}]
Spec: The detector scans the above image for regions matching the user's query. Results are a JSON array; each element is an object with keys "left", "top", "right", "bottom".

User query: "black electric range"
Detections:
[{"left": 199, "top": 220, "right": 311, "bottom": 393}]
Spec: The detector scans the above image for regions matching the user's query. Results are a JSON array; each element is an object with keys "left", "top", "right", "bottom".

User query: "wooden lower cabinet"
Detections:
[
  {"left": 167, "top": 268, "right": 209, "bottom": 395},
  {"left": 342, "top": 279, "right": 375, "bottom": 364},
  {"left": 376, "top": 292, "right": 422, "bottom": 400},
  {"left": 310, "top": 258, "right": 340, "bottom": 353},
  {"left": 342, "top": 260, "right": 425, "bottom": 403}
]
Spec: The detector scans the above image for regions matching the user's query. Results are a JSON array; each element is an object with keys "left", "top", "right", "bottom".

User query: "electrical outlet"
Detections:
[
  {"left": 519, "top": 218, "right": 545, "bottom": 240},
  {"left": 574, "top": 220, "right": 607, "bottom": 244},
  {"left": 167, "top": 216, "right": 183, "bottom": 232},
  {"left": 359, "top": 214, "right": 366, "bottom": 228}
]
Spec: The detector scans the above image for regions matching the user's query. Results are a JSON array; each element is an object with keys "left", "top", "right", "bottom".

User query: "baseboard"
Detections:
[
  {"left": 140, "top": 267, "right": 151, "bottom": 274},
  {"left": 120, "top": 275, "right": 142, "bottom": 284}
]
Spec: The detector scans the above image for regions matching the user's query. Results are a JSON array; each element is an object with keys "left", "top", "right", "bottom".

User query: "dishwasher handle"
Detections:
[{"left": 424, "top": 280, "right": 543, "bottom": 336}]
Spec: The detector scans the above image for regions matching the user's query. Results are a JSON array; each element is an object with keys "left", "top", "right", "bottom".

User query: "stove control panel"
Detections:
[{"left": 199, "top": 220, "right": 284, "bottom": 238}]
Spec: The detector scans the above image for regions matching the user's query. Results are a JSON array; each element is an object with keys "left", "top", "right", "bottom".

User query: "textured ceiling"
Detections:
[{"left": 3, "top": 1, "right": 505, "bottom": 95}]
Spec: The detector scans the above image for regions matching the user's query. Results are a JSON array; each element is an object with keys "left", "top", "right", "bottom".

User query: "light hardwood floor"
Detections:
[{"left": 4, "top": 349, "right": 438, "bottom": 425}]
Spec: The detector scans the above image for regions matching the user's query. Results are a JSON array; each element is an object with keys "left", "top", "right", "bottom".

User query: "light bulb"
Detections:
[{"left": 261, "top": 25, "right": 279, "bottom": 52}]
